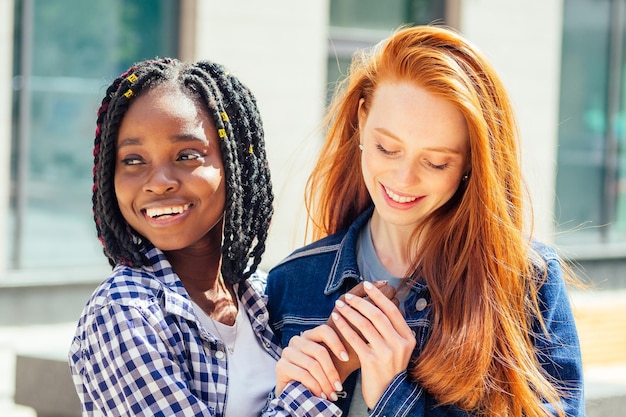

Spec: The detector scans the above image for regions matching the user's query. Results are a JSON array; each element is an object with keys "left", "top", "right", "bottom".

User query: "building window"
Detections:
[
  {"left": 9, "top": 0, "right": 180, "bottom": 273},
  {"left": 556, "top": 0, "right": 626, "bottom": 252},
  {"left": 327, "top": 0, "right": 446, "bottom": 97}
]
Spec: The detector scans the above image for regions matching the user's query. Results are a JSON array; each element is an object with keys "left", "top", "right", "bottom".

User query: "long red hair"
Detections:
[{"left": 306, "top": 25, "right": 567, "bottom": 417}]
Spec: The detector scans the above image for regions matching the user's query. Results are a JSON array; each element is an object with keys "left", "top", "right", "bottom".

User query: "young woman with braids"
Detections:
[
  {"left": 267, "top": 26, "right": 585, "bottom": 416},
  {"left": 68, "top": 58, "right": 343, "bottom": 416}
]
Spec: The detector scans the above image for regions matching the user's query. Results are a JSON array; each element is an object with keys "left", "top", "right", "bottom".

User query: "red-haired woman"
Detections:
[{"left": 267, "top": 25, "right": 584, "bottom": 417}]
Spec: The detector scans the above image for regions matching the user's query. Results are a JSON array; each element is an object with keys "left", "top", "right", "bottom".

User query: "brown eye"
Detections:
[
  {"left": 178, "top": 150, "right": 206, "bottom": 161},
  {"left": 120, "top": 156, "right": 143, "bottom": 166}
]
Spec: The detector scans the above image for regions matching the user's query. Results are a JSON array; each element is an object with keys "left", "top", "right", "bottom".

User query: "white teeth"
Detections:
[
  {"left": 384, "top": 187, "right": 417, "bottom": 203},
  {"left": 146, "top": 204, "right": 190, "bottom": 218}
]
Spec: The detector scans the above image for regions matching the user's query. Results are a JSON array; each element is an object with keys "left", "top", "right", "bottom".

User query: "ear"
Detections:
[{"left": 357, "top": 98, "right": 366, "bottom": 132}]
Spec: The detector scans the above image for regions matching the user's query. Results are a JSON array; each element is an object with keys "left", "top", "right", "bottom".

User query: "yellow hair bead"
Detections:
[
  {"left": 249, "top": 144, "right": 254, "bottom": 154},
  {"left": 221, "top": 112, "right": 229, "bottom": 121},
  {"left": 218, "top": 128, "right": 227, "bottom": 138},
  {"left": 126, "top": 73, "right": 138, "bottom": 83},
  {"left": 123, "top": 89, "right": 134, "bottom": 98}
]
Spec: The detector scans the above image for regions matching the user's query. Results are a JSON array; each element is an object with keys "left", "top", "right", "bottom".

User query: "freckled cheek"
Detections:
[
  {"left": 360, "top": 157, "right": 377, "bottom": 194},
  {"left": 442, "top": 179, "right": 463, "bottom": 200},
  {"left": 361, "top": 152, "right": 381, "bottom": 179}
]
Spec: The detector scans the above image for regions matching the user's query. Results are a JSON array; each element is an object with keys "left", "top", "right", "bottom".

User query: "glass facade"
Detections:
[
  {"left": 8, "top": 0, "right": 180, "bottom": 272},
  {"left": 557, "top": 0, "right": 626, "bottom": 247},
  {"left": 330, "top": 0, "right": 444, "bottom": 30},
  {"left": 327, "top": 0, "right": 445, "bottom": 97},
  {"left": 6, "top": 0, "right": 625, "bottom": 279}
]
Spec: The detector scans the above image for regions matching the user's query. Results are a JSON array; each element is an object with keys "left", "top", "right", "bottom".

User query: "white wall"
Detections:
[
  {"left": 459, "top": 0, "right": 564, "bottom": 242},
  {"left": 194, "top": 1, "right": 330, "bottom": 269},
  {"left": 0, "top": 0, "right": 15, "bottom": 276}
]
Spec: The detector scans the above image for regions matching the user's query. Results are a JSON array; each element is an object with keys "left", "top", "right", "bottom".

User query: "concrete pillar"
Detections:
[
  {"left": 194, "top": 1, "right": 331, "bottom": 268},
  {"left": 0, "top": 0, "right": 15, "bottom": 278}
]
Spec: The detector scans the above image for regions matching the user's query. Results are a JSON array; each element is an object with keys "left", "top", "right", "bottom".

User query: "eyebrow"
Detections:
[
  {"left": 117, "top": 134, "right": 209, "bottom": 149},
  {"left": 374, "top": 127, "right": 464, "bottom": 154}
]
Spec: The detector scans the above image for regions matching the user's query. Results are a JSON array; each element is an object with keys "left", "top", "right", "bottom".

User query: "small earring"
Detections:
[
  {"left": 359, "top": 144, "right": 364, "bottom": 151},
  {"left": 131, "top": 234, "right": 142, "bottom": 245},
  {"left": 462, "top": 174, "right": 469, "bottom": 181}
]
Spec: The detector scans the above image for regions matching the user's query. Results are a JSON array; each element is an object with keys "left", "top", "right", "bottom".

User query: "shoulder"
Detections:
[
  {"left": 266, "top": 232, "right": 347, "bottom": 291},
  {"left": 243, "top": 269, "right": 268, "bottom": 296},
  {"left": 270, "top": 207, "right": 372, "bottom": 273},
  {"left": 270, "top": 231, "right": 347, "bottom": 272},
  {"left": 83, "top": 264, "right": 165, "bottom": 313},
  {"left": 528, "top": 239, "right": 574, "bottom": 314},
  {"left": 528, "top": 239, "right": 564, "bottom": 283},
  {"left": 530, "top": 239, "right": 559, "bottom": 262},
  {"left": 72, "top": 265, "right": 186, "bottom": 349},
  {"left": 265, "top": 231, "right": 353, "bottom": 316}
]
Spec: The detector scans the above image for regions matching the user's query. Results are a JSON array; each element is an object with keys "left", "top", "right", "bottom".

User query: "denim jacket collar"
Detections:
[{"left": 324, "top": 207, "right": 374, "bottom": 295}]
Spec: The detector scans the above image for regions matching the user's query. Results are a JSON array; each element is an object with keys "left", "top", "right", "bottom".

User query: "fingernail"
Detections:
[
  {"left": 340, "top": 351, "right": 349, "bottom": 362},
  {"left": 321, "top": 393, "right": 327, "bottom": 400},
  {"left": 331, "top": 312, "right": 340, "bottom": 321},
  {"left": 345, "top": 293, "right": 354, "bottom": 300},
  {"left": 335, "top": 299, "right": 346, "bottom": 308},
  {"left": 330, "top": 392, "right": 339, "bottom": 402},
  {"left": 364, "top": 281, "right": 373, "bottom": 290},
  {"left": 334, "top": 381, "right": 343, "bottom": 391}
]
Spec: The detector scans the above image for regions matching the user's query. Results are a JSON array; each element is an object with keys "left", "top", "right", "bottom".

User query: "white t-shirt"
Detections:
[{"left": 192, "top": 294, "right": 277, "bottom": 416}]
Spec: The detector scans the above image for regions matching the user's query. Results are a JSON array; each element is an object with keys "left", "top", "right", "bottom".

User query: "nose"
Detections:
[
  {"left": 143, "top": 164, "right": 179, "bottom": 195},
  {"left": 395, "top": 158, "right": 420, "bottom": 186}
]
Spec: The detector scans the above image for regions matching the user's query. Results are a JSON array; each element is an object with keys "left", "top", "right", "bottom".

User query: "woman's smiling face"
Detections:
[
  {"left": 359, "top": 81, "right": 469, "bottom": 229},
  {"left": 114, "top": 84, "right": 226, "bottom": 251}
]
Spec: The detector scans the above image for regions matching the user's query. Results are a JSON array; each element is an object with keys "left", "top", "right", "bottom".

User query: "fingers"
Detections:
[
  {"left": 325, "top": 315, "right": 362, "bottom": 381},
  {"left": 345, "top": 280, "right": 396, "bottom": 301},
  {"left": 332, "top": 281, "right": 398, "bottom": 341},
  {"left": 300, "top": 325, "right": 349, "bottom": 363},
  {"left": 331, "top": 284, "right": 417, "bottom": 409},
  {"left": 376, "top": 283, "right": 397, "bottom": 302},
  {"left": 361, "top": 281, "right": 412, "bottom": 339},
  {"left": 275, "top": 355, "right": 322, "bottom": 396},
  {"left": 333, "top": 283, "right": 415, "bottom": 347},
  {"left": 334, "top": 297, "right": 387, "bottom": 348},
  {"left": 277, "top": 331, "right": 343, "bottom": 400}
]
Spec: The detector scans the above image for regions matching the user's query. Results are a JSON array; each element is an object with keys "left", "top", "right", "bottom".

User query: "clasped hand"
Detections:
[{"left": 275, "top": 281, "right": 416, "bottom": 408}]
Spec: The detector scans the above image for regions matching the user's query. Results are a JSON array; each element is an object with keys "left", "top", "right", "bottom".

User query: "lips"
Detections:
[{"left": 144, "top": 204, "right": 190, "bottom": 219}]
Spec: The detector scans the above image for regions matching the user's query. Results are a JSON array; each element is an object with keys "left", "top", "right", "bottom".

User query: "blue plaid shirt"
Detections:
[{"left": 69, "top": 245, "right": 341, "bottom": 416}]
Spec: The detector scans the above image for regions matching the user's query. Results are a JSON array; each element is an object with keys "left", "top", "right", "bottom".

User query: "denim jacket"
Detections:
[{"left": 266, "top": 208, "right": 585, "bottom": 416}]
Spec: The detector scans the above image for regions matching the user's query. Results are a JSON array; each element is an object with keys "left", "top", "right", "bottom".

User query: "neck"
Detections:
[
  {"left": 163, "top": 228, "right": 237, "bottom": 325},
  {"left": 164, "top": 224, "right": 223, "bottom": 292},
  {"left": 369, "top": 211, "right": 415, "bottom": 277},
  {"left": 165, "top": 249, "right": 221, "bottom": 292}
]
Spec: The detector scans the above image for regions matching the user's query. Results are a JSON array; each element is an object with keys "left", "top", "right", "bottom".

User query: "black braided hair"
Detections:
[{"left": 92, "top": 58, "right": 273, "bottom": 284}]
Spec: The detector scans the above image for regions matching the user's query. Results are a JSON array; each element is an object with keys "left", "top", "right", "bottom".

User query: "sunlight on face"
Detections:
[
  {"left": 114, "top": 84, "right": 226, "bottom": 252},
  {"left": 358, "top": 81, "right": 469, "bottom": 231}
]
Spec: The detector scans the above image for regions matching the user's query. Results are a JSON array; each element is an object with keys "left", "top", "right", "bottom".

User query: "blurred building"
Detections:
[{"left": 1, "top": 0, "right": 625, "bottom": 328}]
